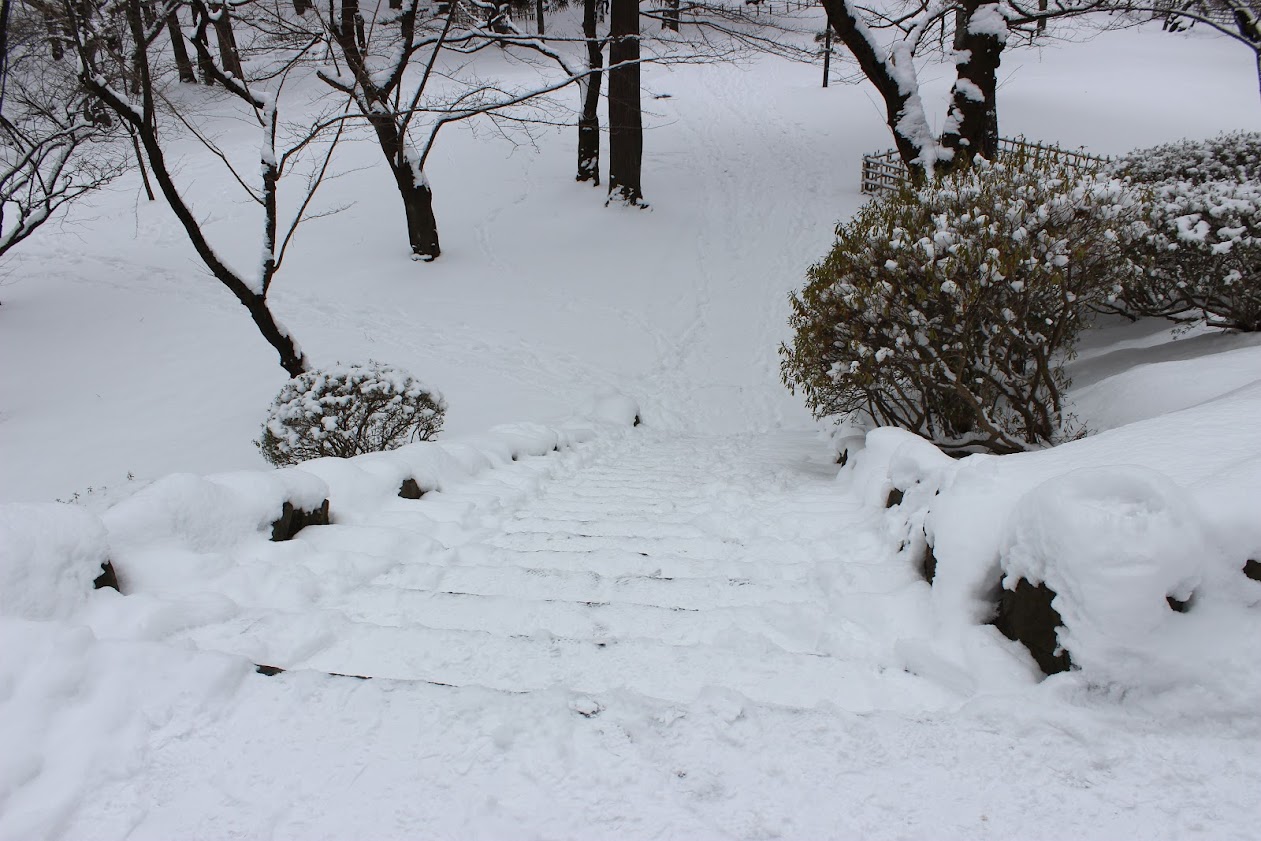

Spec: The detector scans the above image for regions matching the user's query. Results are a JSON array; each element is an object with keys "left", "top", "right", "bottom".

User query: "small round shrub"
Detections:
[
  {"left": 1106, "top": 134, "right": 1261, "bottom": 331},
  {"left": 257, "top": 362, "right": 446, "bottom": 467},
  {"left": 781, "top": 153, "right": 1142, "bottom": 455}
]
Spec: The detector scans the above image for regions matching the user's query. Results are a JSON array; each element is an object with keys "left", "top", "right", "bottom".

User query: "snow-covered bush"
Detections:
[
  {"left": 781, "top": 154, "right": 1142, "bottom": 455},
  {"left": 257, "top": 363, "right": 446, "bottom": 467},
  {"left": 1109, "top": 131, "right": 1261, "bottom": 185},
  {"left": 1107, "top": 135, "right": 1261, "bottom": 332}
]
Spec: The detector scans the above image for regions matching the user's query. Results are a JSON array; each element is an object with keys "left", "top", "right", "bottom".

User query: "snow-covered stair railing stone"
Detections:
[
  {"left": 0, "top": 394, "right": 641, "bottom": 610},
  {"left": 847, "top": 415, "right": 1261, "bottom": 686}
]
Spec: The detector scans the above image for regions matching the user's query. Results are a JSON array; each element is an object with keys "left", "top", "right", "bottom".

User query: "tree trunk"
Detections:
[
  {"left": 819, "top": 0, "right": 926, "bottom": 182},
  {"left": 373, "top": 118, "right": 441, "bottom": 259},
  {"left": 536, "top": 0, "right": 545, "bottom": 35},
  {"left": 607, "top": 0, "right": 644, "bottom": 205},
  {"left": 166, "top": 8, "right": 197, "bottom": 83},
  {"left": 197, "top": 40, "right": 216, "bottom": 84},
  {"left": 395, "top": 167, "right": 441, "bottom": 260},
  {"left": 577, "top": 0, "right": 602, "bottom": 184},
  {"left": 663, "top": 0, "right": 679, "bottom": 32},
  {"left": 821, "top": 26, "right": 831, "bottom": 88},
  {"left": 940, "top": 0, "right": 1004, "bottom": 169},
  {"left": 43, "top": 11, "right": 65, "bottom": 60},
  {"left": 211, "top": 3, "right": 244, "bottom": 80}
]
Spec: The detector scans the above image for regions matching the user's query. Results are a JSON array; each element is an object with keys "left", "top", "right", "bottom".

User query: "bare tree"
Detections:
[
  {"left": 817, "top": 0, "right": 1163, "bottom": 180},
  {"left": 303, "top": 0, "right": 606, "bottom": 259},
  {"left": 616, "top": 0, "right": 833, "bottom": 202},
  {"left": 1149, "top": 0, "right": 1261, "bottom": 101},
  {"left": 66, "top": 0, "right": 347, "bottom": 376},
  {"left": 0, "top": 0, "right": 126, "bottom": 260}
]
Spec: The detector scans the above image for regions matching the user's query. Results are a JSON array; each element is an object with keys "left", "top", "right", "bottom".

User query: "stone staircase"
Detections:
[{"left": 170, "top": 429, "right": 947, "bottom": 713}]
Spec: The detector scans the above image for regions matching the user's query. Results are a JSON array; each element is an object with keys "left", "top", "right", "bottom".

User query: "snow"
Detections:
[
  {"left": 1, "top": 17, "right": 1261, "bottom": 841},
  {"left": 0, "top": 505, "right": 108, "bottom": 620},
  {"left": 967, "top": 3, "right": 1010, "bottom": 42},
  {"left": 1000, "top": 467, "right": 1209, "bottom": 674},
  {"left": 854, "top": 325, "right": 1261, "bottom": 703},
  {"left": 952, "top": 77, "right": 985, "bottom": 103}
]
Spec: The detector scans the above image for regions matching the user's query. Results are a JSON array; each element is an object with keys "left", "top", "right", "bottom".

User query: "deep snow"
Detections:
[{"left": 3, "top": 16, "right": 1261, "bottom": 841}]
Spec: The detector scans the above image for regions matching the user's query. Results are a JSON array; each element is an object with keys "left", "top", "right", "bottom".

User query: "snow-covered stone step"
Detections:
[
  {"left": 184, "top": 614, "right": 931, "bottom": 710},
  {"left": 328, "top": 588, "right": 829, "bottom": 651},
  {"left": 508, "top": 506, "right": 704, "bottom": 523},
  {"left": 499, "top": 518, "right": 712, "bottom": 540},
  {"left": 474, "top": 546, "right": 814, "bottom": 581},
  {"left": 365, "top": 561, "right": 816, "bottom": 611},
  {"left": 535, "top": 487, "right": 710, "bottom": 503},
  {"left": 486, "top": 531, "right": 743, "bottom": 560}
]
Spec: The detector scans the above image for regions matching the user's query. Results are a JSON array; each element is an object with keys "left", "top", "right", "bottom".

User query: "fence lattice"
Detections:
[{"left": 860, "top": 138, "right": 1109, "bottom": 196}]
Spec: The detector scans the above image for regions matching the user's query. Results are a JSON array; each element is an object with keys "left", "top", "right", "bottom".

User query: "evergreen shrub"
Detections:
[{"left": 781, "top": 152, "right": 1142, "bottom": 454}]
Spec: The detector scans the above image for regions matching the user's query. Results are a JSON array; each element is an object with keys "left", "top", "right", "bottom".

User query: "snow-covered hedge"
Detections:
[
  {"left": 1106, "top": 138, "right": 1261, "bottom": 331},
  {"left": 1133, "top": 180, "right": 1261, "bottom": 330},
  {"left": 258, "top": 362, "right": 446, "bottom": 467},
  {"left": 1110, "top": 131, "right": 1261, "bottom": 185},
  {"left": 781, "top": 155, "right": 1141, "bottom": 454}
]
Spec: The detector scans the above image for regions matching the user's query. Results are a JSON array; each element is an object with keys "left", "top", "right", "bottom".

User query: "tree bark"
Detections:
[
  {"left": 366, "top": 111, "right": 441, "bottom": 258},
  {"left": 395, "top": 162, "right": 441, "bottom": 260},
  {"left": 536, "top": 0, "right": 545, "bottom": 35},
  {"left": 940, "top": 0, "right": 1004, "bottom": 169},
  {"left": 362, "top": 115, "right": 441, "bottom": 259},
  {"left": 43, "top": 11, "right": 65, "bottom": 60},
  {"left": 197, "top": 41, "right": 217, "bottom": 84},
  {"left": 166, "top": 8, "right": 197, "bottom": 83},
  {"left": 577, "top": 0, "right": 602, "bottom": 184},
  {"left": 607, "top": 0, "right": 644, "bottom": 205}
]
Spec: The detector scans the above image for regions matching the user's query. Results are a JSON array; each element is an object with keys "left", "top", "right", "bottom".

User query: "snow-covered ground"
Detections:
[
  {"left": 2, "top": 23, "right": 1255, "bottom": 504},
  {"left": 3, "top": 18, "right": 1261, "bottom": 841}
]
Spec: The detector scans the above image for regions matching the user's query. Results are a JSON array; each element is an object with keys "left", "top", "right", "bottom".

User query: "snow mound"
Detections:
[
  {"left": 1000, "top": 467, "right": 1210, "bottom": 681},
  {"left": 851, "top": 331, "right": 1261, "bottom": 698},
  {"left": 589, "top": 393, "right": 641, "bottom": 427},
  {"left": 0, "top": 618, "right": 251, "bottom": 841},
  {"left": 102, "top": 470, "right": 327, "bottom": 556},
  {"left": 0, "top": 504, "right": 109, "bottom": 620}
]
